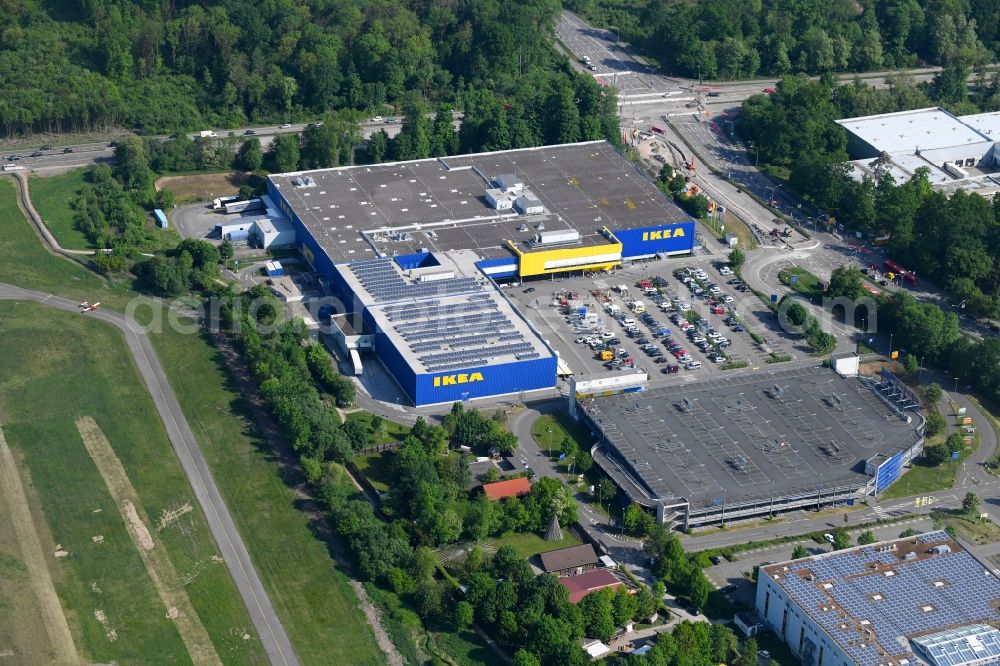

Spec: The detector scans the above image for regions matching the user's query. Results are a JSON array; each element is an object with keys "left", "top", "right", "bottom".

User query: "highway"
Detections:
[
  {"left": 0, "top": 284, "right": 300, "bottom": 666},
  {"left": 3, "top": 114, "right": 460, "bottom": 174}
]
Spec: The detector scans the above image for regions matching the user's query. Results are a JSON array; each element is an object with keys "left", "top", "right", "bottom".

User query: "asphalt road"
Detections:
[
  {"left": 4, "top": 114, "right": 461, "bottom": 174},
  {"left": 0, "top": 283, "right": 299, "bottom": 666}
]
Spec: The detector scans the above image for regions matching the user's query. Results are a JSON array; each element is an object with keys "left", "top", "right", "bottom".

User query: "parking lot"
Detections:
[{"left": 503, "top": 257, "right": 794, "bottom": 384}]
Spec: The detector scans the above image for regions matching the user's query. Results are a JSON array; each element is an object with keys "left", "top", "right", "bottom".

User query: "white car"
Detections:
[
  {"left": 685, "top": 360, "right": 702, "bottom": 369},
  {"left": 723, "top": 295, "right": 735, "bottom": 303},
  {"left": 719, "top": 266, "right": 733, "bottom": 275},
  {"left": 678, "top": 302, "right": 692, "bottom": 311},
  {"left": 575, "top": 336, "right": 588, "bottom": 344},
  {"left": 279, "top": 123, "right": 292, "bottom": 129},
  {"left": 370, "top": 116, "right": 383, "bottom": 123},
  {"left": 600, "top": 331, "right": 614, "bottom": 340}
]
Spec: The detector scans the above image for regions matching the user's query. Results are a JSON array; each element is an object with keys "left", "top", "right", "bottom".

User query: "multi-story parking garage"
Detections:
[
  {"left": 263, "top": 141, "right": 697, "bottom": 406},
  {"left": 578, "top": 366, "right": 925, "bottom": 529}
]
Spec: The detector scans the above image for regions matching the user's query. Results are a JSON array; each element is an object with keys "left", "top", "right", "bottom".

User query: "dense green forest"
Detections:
[
  {"left": 0, "top": 0, "right": 617, "bottom": 147},
  {"left": 568, "top": 0, "right": 999, "bottom": 81}
]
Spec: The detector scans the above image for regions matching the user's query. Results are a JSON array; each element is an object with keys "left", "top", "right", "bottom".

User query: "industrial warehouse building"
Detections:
[
  {"left": 756, "top": 531, "right": 1000, "bottom": 666},
  {"left": 837, "top": 107, "right": 1000, "bottom": 196},
  {"left": 265, "top": 141, "right": 697, "bottom": 406},
  {"left": 578, "top": 366, "right": 926, "bottom": 529}
]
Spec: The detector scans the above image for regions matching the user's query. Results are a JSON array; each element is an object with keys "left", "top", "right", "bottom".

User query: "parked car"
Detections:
[{"left": 244, "top": 129, "right": 256, "bottom": 135}]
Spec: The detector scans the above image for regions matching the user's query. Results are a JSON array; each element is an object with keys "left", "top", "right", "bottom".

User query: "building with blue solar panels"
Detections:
[
  {"left": 261, "top": 140, "right": 703, "bottom": 406},
  {"left": 327, "top": 252, "right": 557, "bottom": 406},
  {"left": 757, "top": 531, "right": 1000, "bottom": 666},
  {"left": 266, "top": 141, "right": 696, "bottom": 283}
]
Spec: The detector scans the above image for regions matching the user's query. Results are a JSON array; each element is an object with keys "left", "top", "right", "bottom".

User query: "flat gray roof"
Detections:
[
  {"left": 270, "top": 141, "right": 688, "bottom": 263},
  {"left": 581, "top": 366, "right": 920, "bottom": 507},
  {"left": 836, "top": 107, "right": 991, "bottom": 155}
]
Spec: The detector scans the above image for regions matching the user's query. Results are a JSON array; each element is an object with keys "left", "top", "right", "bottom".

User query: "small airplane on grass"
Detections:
[{"left": 79, "top": 301, "right": 101, "bottom": 312}]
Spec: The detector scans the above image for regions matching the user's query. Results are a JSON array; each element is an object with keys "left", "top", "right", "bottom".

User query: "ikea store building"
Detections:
[{"left": 266, "top": 141, "right": 696, "bottom": 406}]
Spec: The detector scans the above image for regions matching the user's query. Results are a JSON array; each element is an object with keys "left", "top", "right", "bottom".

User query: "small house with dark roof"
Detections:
[{"left": 540, "top": 543, "right": 599, "bottom": 574}]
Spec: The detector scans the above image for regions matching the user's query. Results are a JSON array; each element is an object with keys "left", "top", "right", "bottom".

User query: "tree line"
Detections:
[
  {"left": 1, "top": 0, "right": 618, "bottom": 151},
  {"left": 824, "top": 266, "right": 1000, "bottom": 406},
  {"left": 570, "top": 0, "right": 996, "bottom": 82},
  {"left": 739, "top": 76, "right": 1000, "bottom": 320}
]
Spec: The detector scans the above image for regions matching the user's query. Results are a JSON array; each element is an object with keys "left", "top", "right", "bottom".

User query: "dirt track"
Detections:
[
  {"left": 76, "top": 416, "right": 222, "bottom": 666},
  {"left": 154, "top": 172, "right": 249, "bottom": 200},
  {"left": 0, "top": 425, "right": 80, "bottom": 664}
]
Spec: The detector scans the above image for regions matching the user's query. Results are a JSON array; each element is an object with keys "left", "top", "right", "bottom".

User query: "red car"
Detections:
[
  {"left": 763, "top": 87, "right": 776, "bottom": 94},
  {"left": 711, "top": 306, "right": 725, "bottom": 315}
]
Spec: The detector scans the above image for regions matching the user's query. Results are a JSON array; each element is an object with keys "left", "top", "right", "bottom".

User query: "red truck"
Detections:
[{"left": 883, "top": 259, "right": 918, "bottom": 286}]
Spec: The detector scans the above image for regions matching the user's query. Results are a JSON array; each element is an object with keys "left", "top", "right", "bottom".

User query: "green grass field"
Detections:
[
  {"left": 0, "top": 177, "right": 134, "bottom": 306},
  {"left": 778, "top": 266, "right": 824, "bottom": 300},
  {"left": 345, "top": 410, "right": 411, "bottom": 444},
  {"left": 880, "top": 433, "right": 977, "bottom": 501},
  {"left": 353, "top": 450, "right": 394, "bottom": 493},
  {"left": 0, "top": 177, "right": 386, "bottom": 664},
  {"left": 0, "top": 303, "right": 266, "bottom": 665},
  {"left": 531, "top": 412, "right": 592, "bottom": 457},
  {"left": 486, "top": 531, "right": 581, "bottom": 559},
  {"left": 150, "top": 325, "right": 386, "bottom": 665},
  {"left": 29, "top": 169, "right": 93, "bottom": 249}
]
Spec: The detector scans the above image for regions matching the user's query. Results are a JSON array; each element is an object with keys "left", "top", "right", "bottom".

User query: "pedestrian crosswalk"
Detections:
[{"left": 872, "top": 502, "right": 912, "bottom": 519}]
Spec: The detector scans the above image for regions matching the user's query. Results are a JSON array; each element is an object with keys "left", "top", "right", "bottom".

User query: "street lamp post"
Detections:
[
  {"left": 888, "top": 332, "right": 893, "bottom": 359},
  {"left": 954, "top": 377, "right": 959, "bottom": 395}
]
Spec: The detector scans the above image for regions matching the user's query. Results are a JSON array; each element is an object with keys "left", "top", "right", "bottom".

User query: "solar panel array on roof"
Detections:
[
  {"left": 913, "top": 624, "right": 1000, "bottom": 666},
  {"left": 346, "top": 257, "right": 479, "bottom": 303},
  {"left": 769, "top": 532, "right": 1000, "bottom": 666}
]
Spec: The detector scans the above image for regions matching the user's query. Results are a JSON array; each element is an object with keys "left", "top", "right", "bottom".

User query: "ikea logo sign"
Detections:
[
  {"left": 642, "top": 226, "right": 686, "bottom": 242},
  {"left": 433, "top": 372, "right": 484, "bottom": 387}
]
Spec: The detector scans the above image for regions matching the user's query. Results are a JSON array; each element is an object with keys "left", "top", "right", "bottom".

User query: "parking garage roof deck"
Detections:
[
  {"left": 581, "top": 366, "right": 920, "bottom": 508},
  {"left": 269, "top": 141, "right": 689, "bottom": 263}
]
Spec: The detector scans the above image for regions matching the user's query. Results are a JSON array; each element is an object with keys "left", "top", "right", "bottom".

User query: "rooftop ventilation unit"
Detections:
[{"left": 535, "top": 230, "right": 581, "bottom": 245}]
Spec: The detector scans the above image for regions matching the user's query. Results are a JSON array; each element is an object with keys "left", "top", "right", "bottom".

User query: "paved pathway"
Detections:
[{"left": 0, "top": 283, "right": 298, "bottom": 666}]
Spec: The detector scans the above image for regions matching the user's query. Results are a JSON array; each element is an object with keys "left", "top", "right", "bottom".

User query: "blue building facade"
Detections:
[{"left": 613, "top": 221, "right": 696, "bottom": 259}]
